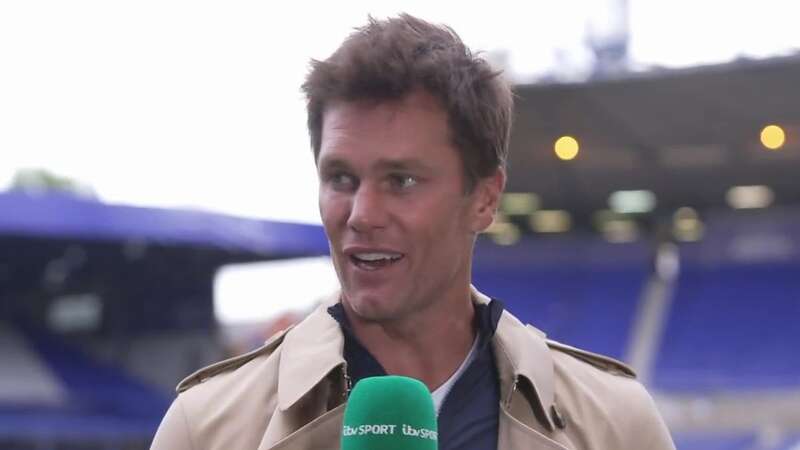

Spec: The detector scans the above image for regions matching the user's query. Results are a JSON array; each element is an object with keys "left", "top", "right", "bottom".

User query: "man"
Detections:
[{"left": 151, "top": 14, "right": 675, "bottom": 450}]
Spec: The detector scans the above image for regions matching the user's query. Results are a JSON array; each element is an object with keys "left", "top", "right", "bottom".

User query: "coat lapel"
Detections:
[
  {"left": 473, "top": 288, "right": 557, "bottom": 431},
  {"left": 275, "top": 299, "right": 345, "bottom": 412},
  {"left": 258, "top": 295, "right": 348, "bottom": 449},
  {"left": 473, "top": 288, "right": 570, "bottom": 449}
]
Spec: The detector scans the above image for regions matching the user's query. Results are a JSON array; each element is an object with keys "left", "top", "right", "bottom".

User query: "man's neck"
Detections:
[{"left": 342, "top": 290, "right": 476, "bottom": 392}]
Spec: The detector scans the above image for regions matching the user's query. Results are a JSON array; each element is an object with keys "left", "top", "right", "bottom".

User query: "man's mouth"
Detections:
[{"left": 349, "top": 252, "right": 405, "bottom": 271}]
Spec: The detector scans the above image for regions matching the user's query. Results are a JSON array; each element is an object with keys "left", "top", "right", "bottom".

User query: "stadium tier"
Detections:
[
  {"left": 672, "top": 432, "right": 757, "bottom": 450},
  {"left": 778, "top": 434, "right": 800, "bottom": 450},
  {"left": 673, "top": 432, "right": 800, "bottom": 450},
  {"left": 0, "top": 322, "right": 168, "bottom": 444},
  {"left": 654, "top": 210, "right": 800, "bottom": 392},
  {"left": 654, "top": 260, "right": 800, "bottom": 392},
  {"left": 473, "top": 236, "right": 650, "bottom": 360},
  {"left": 0, "top": 192, "right": 330, "bottom": 447}
]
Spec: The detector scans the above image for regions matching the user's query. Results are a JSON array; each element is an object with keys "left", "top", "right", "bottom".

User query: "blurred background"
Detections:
[{"left": 1, "top": 1, "right": 799, "bottom": 449}]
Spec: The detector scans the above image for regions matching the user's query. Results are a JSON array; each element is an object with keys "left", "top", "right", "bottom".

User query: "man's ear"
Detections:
[{"left": 470, "top": 168, "right": 506, "bottom": 233}]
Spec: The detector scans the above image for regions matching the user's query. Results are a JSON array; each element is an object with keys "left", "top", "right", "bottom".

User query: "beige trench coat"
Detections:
[{"left": 150, "top": 289, "right": 675, "bottom": 450}]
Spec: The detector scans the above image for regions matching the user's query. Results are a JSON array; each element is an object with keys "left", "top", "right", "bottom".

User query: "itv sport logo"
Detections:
[{"left": 342, "top": 423, "right": 437, "bottom": 441}]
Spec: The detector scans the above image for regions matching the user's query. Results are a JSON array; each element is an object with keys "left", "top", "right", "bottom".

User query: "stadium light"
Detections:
[
  {"left": 672, "top": 207, "right": 704, "bottom": 242},
  {"left": 529, "top": 210, "right": 571, "bottom": 233},
  {"left": 602, "top": 219, "right": 639, "bottom": 243},
  {"left": 485, "top": 217, "right": 521, "bottom": 245},
  {"left": 726, "top": 185, "right": 774, "bottom": 209},
  {"left": 608, "top": 190, "right": 657, "bottom": 214},
  {"left": 501, "top": 192, "right": 540, "bottom": 215},
  {"left": 593, "top": 209, "right": 639, "bottom": 243},
  {"left": 554, "top": 136, "right": 580, "bottom": 160},
  {"left": 760, "top": 124, "right": 786, "bottom": 150},
  {"left": 673, "top": 206, "right": 699, "bottom": 221}
]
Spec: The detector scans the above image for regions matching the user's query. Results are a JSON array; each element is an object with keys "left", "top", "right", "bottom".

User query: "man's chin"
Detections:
[{"left": 343, "top": 292, "right": 402, "bottom": 322}]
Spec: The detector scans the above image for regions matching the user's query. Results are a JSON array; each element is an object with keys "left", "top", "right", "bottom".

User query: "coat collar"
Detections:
[
  {"left": 276, "top": 288, "right": 556, "bottom": 431},
  {"left": 277, "top": 292, "right": 345, "bottom": 411},
  {"left": 472, "top": 289, "right": 557, "bottom": 431}
]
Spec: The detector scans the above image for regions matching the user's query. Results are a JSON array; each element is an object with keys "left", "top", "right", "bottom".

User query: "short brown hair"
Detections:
[{"left": 302, "top": 14, "right": 513, "bottom": 191}]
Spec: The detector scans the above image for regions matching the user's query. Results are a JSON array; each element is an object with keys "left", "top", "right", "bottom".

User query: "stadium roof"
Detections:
[
  {"left": 0, "top": 190, "right": 329, "bottom": 261},
  {"left": 0, "top": 191, "right": 329, "bottom": 333},
  {"left": 508, "top": 53, "right": 800, "bottom": 221}
]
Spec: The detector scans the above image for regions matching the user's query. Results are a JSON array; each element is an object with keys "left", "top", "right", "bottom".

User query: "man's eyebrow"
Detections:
[
  {"left": 317, "top": 157, "right": 350, "bottom": 171},
  {"left": 318, "top": 157, "right": 432, "bottom": 172},
  {"left": 373, "top": 158, "right": 431, "bottom": 172}
]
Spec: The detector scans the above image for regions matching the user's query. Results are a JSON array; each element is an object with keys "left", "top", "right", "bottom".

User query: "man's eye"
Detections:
[
  {"left": 327, "top": 173, "right": 357, "bottom": 190},
  {"left": 389, "top": 174, "right": 418, "bottom": 190}
]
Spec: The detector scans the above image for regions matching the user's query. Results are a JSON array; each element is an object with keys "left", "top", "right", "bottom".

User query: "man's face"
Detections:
[{"left": 317, "top": 90, "right": 501, "bottom": 322}]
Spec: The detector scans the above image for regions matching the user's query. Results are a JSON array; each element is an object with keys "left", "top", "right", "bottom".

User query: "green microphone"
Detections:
[{"left": 341, "top": 375, "right": 438, "bottom": 450}]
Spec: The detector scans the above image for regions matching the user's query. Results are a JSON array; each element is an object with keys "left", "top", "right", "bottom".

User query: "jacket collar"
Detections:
[
  {"left": 472, "top": 289, "right": 557, "bottom": 431},
  {"left": 276, "top": 288, "right": 556, "bottom": 431},
  {"left": 277, "top": 292, "right": 345, "bottom": 411}
]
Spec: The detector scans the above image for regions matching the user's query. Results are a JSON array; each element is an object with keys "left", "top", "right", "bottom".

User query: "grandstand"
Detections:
[
  {"left": 0, "top": 192, "right": 329, "bottom": 449},
  {"left": 474, "top": 208, "right": 800, "bottom": 449},
  {"left": 0, "top": 322, "right": 168, "bottom": 448},
  {"left": 476, "top": 53, "right": 800, "bottom": 449},
  {"left": 473, "top": 236, "right": 650, "bottom": 360}
]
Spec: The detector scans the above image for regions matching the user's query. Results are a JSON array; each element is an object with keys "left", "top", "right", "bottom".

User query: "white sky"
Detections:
[{"left": 2, "top": 1, "right": 798, "bottom": 324}]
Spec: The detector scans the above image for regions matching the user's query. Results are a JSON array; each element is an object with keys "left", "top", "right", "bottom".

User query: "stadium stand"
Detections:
[
  {"left": 654, "top": 260, "right": 800, "bottom": 391},
  {"left": 777, "top": 434, "right": 800, "bottom": 450},
  {"left": 0, "top": 321, "right": 168, "bottom": 446},
  {"left": 672, "top": 432, "right": 757, "bottom": 450},
  {"left": 0, "top": 192, "right": 331, "bottom": 448},
  {"left": 670, "top": 431, "right": 800, "bottom": 450},
  {"left": 0, "top": 323, "right": 66, "bottom": 406},
  {"left": 473, "top": 236, "right": 650, "bottom": 360},
  {"left": 654, "top": 210, "right": 800, "bottom": 392}
]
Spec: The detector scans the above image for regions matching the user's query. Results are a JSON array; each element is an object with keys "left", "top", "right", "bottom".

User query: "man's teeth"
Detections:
[{"left": 353, "top": 252, "right": 402, "bottom": 262}]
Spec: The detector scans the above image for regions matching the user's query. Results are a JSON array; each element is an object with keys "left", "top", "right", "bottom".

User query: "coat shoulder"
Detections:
[
  {"left": 176, "top": 326, "right": 291, "bottom": 393},
  {"left": 544, "top": 338, "right": 675, "bottom": 449},
  {"left": 545, "top": 337, "right": 636, "bottom": 379}
]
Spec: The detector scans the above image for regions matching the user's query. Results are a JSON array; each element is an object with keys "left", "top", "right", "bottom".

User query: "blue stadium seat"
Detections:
[
  {"left": 473, "top": 237, "right": 649, "bottom": 360},
  {"left": 775, "top": 434, "right": 800, "bottom": 450},
  {"left": 654, "top": 261, "right": 800, "bottom": 391},
  {"left": 672, "top": 432, "right": 756, "bottom": 450},
  {"left": 1, "top": 324, "right": 169, "bottom": 442}
]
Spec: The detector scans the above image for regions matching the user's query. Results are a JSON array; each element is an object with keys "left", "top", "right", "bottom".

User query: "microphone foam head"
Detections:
[{"left": 341, "top": 375, "right": 438, "bottom": 450}]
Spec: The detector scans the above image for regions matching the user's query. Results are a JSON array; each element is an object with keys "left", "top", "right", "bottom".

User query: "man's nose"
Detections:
[{"left": 347, "top": 185, "right": 388, "bottom": 233}]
